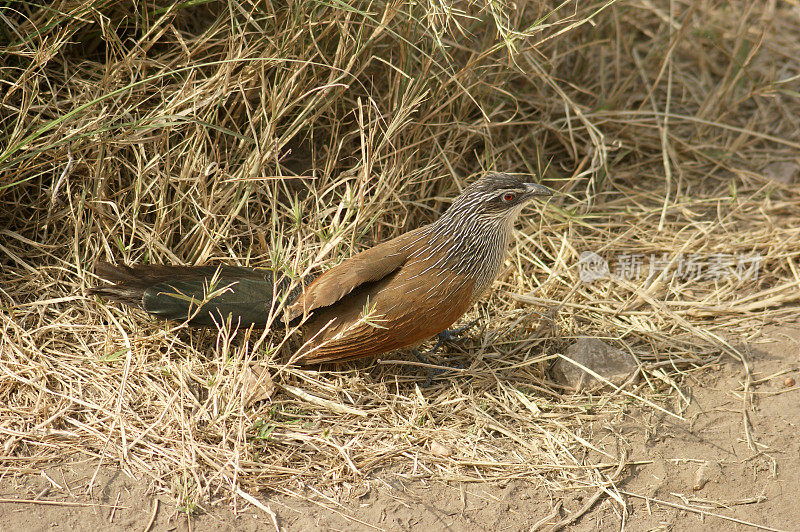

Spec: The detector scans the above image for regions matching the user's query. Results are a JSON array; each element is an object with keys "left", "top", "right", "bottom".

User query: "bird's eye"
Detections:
[{"left": 502, "top": 192, "right": 516, "bottom": 202}]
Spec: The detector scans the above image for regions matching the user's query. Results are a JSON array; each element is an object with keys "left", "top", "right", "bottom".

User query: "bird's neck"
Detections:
[{"left": 420, "top": 212, "right": 515, "bottom": 294}]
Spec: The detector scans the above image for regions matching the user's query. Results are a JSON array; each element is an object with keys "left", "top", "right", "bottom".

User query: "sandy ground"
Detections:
[{"left": 1, "top": 322, "right": 797, "bottom": 532}]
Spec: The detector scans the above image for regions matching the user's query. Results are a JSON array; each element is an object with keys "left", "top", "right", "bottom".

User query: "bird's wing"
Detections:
[
  {"left": 294, "top": 263, "right": 477, "bottom": 364},
  {"left": 284, "top": 227, "right": 426, "bottom": 321}
]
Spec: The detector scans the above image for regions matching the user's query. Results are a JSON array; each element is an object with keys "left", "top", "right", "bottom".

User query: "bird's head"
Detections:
[{"left": 443, "top": 172, "right": 553, "bottom": 225}]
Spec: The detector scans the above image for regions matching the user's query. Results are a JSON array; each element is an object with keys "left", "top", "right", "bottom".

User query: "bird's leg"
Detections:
[
  {"left": 413, "top": 348, "right": 453, "bottom": 387},
  {"left": 436, "top": 318, "right": 480, "bottom": 348},
  {"left": 413, "top": 318, "right": 480, "bottom": 386},
  {"left": 416, "top": 318, "right": 479, "bottom": 359}
]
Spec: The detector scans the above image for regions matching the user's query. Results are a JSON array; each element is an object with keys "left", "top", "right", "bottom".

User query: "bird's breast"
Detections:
[{"left": 420, "top": 222, "right": 512, "bottom": 303}]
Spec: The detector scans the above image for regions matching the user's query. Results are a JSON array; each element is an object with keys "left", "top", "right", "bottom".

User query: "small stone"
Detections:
[
  {"left": 763, "top": 161, "right": 799, "bottom": 184},
  {"left": 784, "top": 377, "right": 796, "bottom": 387},
  {"left": 429, "top": 441, "right": 453, "bottom": 458},
  {"left": 551, "top": 338, "right": 638, "bottom": 391},
  {"left": 693, "top": 460, "right": 722, "bottom": 491}
]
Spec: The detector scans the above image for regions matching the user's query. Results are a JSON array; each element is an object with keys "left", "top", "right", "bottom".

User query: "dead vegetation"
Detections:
[{"left": 1, "top": 0, "right": 799, "bottom": 520}]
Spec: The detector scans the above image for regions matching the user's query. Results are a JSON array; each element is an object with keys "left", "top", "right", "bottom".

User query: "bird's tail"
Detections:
[{"left": 90, "top": 263, "right": 303, "bottom": 327}]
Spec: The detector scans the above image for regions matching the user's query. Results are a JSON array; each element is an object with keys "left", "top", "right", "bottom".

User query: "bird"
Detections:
[{"left": 92, "top": 172, "right": 553, "bottom": 365}]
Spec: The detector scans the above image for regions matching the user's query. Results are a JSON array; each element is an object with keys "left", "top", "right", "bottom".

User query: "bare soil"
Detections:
[{"left": 2, "top": 322, "right": 798, "bottom": 532}]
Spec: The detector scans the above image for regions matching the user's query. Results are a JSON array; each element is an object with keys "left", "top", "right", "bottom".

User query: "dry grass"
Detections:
[{"left": 1, "top": 0, "right": 799, "bottom": 514}]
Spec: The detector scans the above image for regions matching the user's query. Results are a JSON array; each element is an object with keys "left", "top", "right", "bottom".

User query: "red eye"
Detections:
[{"left": 503, "top": 192, "right": 516, "bottom": 202}]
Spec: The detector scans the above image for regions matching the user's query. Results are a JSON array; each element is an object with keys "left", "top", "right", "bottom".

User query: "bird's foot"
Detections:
[
  {"left": 413, "top": 349, "right": 465, "bottom": 387},
  {"left": 413, "top": 319, "right": 479, "bottom": 386},
  {"left": 428, "top": 318, "right": 481, "bottom": 355}
]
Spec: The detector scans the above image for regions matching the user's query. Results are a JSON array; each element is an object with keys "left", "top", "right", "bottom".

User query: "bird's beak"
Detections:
[{"left": 524, "top": 183, "right": 554, "bottom": 197}]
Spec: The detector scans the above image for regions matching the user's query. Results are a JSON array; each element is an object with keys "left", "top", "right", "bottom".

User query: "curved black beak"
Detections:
[{"left": 524, "top": 183, "right": 554, "bottom": 197}]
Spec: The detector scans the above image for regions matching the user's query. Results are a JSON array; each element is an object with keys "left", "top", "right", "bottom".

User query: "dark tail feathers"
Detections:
[{"left": 90, "top": 263, "right": 303, "bottom": 327}]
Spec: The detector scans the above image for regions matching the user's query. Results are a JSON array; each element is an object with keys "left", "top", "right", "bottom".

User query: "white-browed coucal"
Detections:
[{"left": 92, "top": 173, "right": 553, "bottom": 364}]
